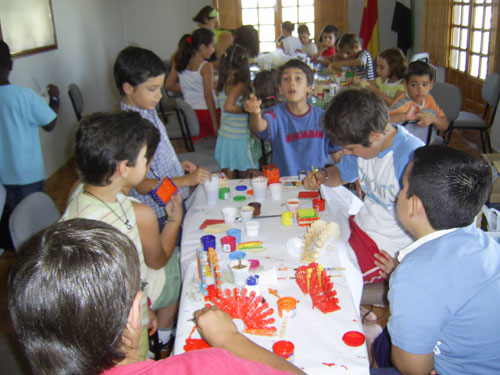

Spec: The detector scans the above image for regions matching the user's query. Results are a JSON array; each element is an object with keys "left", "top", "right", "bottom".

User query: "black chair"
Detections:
[
  {"left": 426, "top": 82, "right": 462, "bottom": 145},
  {"left": 68, "top": 83, "right": 84, "bottom": 121}
]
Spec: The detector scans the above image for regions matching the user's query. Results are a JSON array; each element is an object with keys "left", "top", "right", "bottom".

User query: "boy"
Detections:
[
  {"left": 0, "top": 40, "right": 60, "bottom": 248},
  {"left": 114, "top": 46, "right": 211, "bottom": 227},
  {"left": 278, "top": 21, "right": 302, "bottom": 56},
  {"left": 330, "top": 33, "right": 375, "bottom": 80},
  {"left": 62, "top": 112, "right": 182, "bottom": 357},
  {"left": 303, "top": 89, "right": 423, "bottom": 285},
  {"left": 297, "top": 24, "right": 318, "bottom": 59},
  {"left": 244, "top": 59, "right": 337, "bottom": 177},
  {"left": 389, "top": 61, "right": 448, "bottom": 144},
  {"left": 374, "top": 145, "right": 500, "bottom": 374},
  {"left": 9, "top": 218, "right": 304, "bottom": 375}
]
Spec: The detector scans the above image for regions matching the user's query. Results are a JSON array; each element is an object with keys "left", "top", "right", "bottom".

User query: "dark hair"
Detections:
[
  {"left": 337, "top": 33, "right": 360, "bottom": 50},
  {"left": 405, "top": 60, "right": 435, "bottom": 82},
  {"left": 75, "top": 111, "right": 160, "bottom": 186},
  {"left": 253, "top": 70, "right": 279, "bottom": 109},
  {"left": 282, "top": 21, "right": 295, "bottom": 33},
  {"left": 175, "top": 28, "right": 215, "bottom": 72},
  {"left": 193, "top": 5, "right": 216, "bottom": 24},
  {"left": 278, "top": 59, "right": 314, "bottom": 86},
  {"left": 0, "top": 40, "right": 12, "bottom": 66},
  {"left": 113, "top": 46, "right": 166, "bottom": 96},
  {"left": 216, "top": 44, "right": 252, "bottom": 98},
  {"left": 407, "top": 145, "right": 491, "bottom": 230},
  {"left": 324, "top": 88, "right": 388, "bottom": 146},
  {"left": 378, "top": 47, "right": 408, "bottom": 80},
  {"left": 8, "top": 218, "right": 140, "bottom": 375},
  {"left": 319, "top": 24, "right": 339, "bottom": 43},
  {"left": 234, "top": 25, "right": 260, "bottom": 58},
  {"left": 297, "top": 24, "right": 310, "bottom": 36}
]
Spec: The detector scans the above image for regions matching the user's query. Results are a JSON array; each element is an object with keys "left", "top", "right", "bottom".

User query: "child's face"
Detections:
[
  {"left": 299, "top": 33, "right": 310, "bottom": 45},
  {"left": 127, "top": 145, "right": 150, "bottom": 186},
  {"left": 396, "top": 162, "right": 415, "bottom": 235},
  {"left": 200, "top": 37, "right": 216, "bottom": 59},
  {"left": 322, "top": 32, "right": 336, "bottom": 48},
  {"left": 340, "top": 43, "right": 361, "bottom": 59},
  {"left": 340, "top": 131, "right": 384, "bottom": 160},
  {"left": 405, "top": 74, "right": 434, "bottom": 105},
  {"left": 125, "top": 74, "right": 165, "bottom": 110},
  {"left": 279, "top": 67, "right": 312, "bottom": 103},
  {"left": 376, "top": 57, "right": 390, "bottom": 80}
]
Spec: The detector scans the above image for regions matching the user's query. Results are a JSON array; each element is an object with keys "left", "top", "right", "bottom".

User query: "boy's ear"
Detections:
[
  {"left": 117, "top": 160, "right": 130, "bottom": 177},
  {"left": 410, "top": 194, "right": 426, "bottom": 218},
  {"left": 369, "top": 130, "right": 383, "bottom": 143},
  {"left": 122, "top": 82, "right": 135, "bottom": 96}
]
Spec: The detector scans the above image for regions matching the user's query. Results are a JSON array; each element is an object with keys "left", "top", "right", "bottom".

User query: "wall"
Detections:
[{"left": 9, "top": 0, "right": 125, "bottom": 177}]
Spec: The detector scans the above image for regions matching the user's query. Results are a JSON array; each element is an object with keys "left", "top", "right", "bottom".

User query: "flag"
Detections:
[
  {"left": 392, "top": 0, "right": 412, "bottom": 54},
  {"left": 359, "top": 0, "right": 380, "bottom": 58}
]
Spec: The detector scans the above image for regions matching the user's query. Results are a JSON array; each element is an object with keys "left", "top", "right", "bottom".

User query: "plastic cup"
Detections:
[
  {"left": 281, "top": 211, "right": 293, "bottom": 226},
  {"left": 245, "top": 220, "right": 260, "bottom": 237},
  {"left": 286, "top": 199, "right": 300, "bottom": 214},
  {"left": 251, "top": 177, "right": 268, "bottom": 201},
  {"left": 227, "top": 228, "right": 241, "bottom": 244},
  {"left": 272, "top": 340, "right": 295, "bottom": 362},
  {"left": 200, "top": 235, "right": 216, "bottom": 251},
  {"left": 277, "top": 297, "right": 297, "bottom": 318},
  {"left": 239, "top": 206, "right": 255, "bottom": 223},
  {"left": 221, "top": 235, "right": 236, "bottom": 252},
  {"left": 204, "top": 176, "right": 219, "bottom": 205},
  {"left": 221, "top": 207, "right": 238, "bottom": 224},
  {"left": 312, "top": 198, "right": 326, "bottom": 212},
  {"left": 269, "top": 183, "right": 282, "bottom": 200},
  {"left": 230, "top": 259, "right": 250, "bottom": 286},
  {"left": 248, "top": 202, "right": 261, "bottom": 216}
]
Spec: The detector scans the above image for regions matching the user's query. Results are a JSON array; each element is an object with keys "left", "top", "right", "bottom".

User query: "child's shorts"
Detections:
[{"left": 150, "top": 247, "right": 181, "bottom": 310}]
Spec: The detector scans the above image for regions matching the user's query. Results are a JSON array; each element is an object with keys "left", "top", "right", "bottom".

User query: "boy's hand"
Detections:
[
  {"left": 303, "top": 171, "right": 322, "bottom": 190},
  {"left": 181, "top": 160, "right": 198, "bottom": 173},
  {"left": 416, "top": 113, "right": 434, "bottom": 128},
  {"left": 147, "top": 307, "right": 159, "bottom": 336},
  {"left": 165, "top": 192, "right": 183, "bottom": 222},
  {"left": 195, "top": 306, "right": 239, "bottom": 347},
  {"left": 374, "top": 250, "right": 398, "bottom": 279},
  {"left": 405, "top": 103, "right": 420, "bottom": 122},
  {"left": 244, "top": 97, "right": 262, "bottom": 114},
  {"left": 188, "top": 167, "right": 211, "bottom": 186}
]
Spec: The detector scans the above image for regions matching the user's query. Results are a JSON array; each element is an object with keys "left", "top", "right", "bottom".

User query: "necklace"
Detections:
[{"left": 83, "top": 190, "right": 133, "bottom": 230}]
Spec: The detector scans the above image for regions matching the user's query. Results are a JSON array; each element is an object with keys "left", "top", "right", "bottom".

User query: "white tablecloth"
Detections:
[{"left": 174, "top": 178, "right": 369, "bottom": 375}]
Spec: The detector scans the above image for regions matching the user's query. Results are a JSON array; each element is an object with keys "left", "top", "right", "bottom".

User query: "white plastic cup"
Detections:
[
  {"left": 230, "top": 259, "right": 250, "bottom": 286},
  {"left": 269, "top": 183, "right": 282, "bottom": 200},
  {"left": 251, "top": 177, "right": 268, "bottom": 201},
  {"left": 204, "top": 176, "right": 219, "bottom": 205},
  {"left": 221, "top": 207, "right": 238, "bottom": 224},
  {"left": 245, "top": 220, "right": 260, "bottom": 237},
  {"left": 239, "top": 205, "right": 255, "bottom": 223},
  {"left": 286, "top": 198, "right": 300, "bottom": 214}
]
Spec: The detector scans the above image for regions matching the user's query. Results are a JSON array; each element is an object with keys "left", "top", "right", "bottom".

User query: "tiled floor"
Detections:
[{"left": 0, "top": 129, "right": 488, "bottom": 342}]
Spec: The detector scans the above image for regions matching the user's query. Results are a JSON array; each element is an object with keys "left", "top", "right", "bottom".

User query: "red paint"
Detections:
[
  {"left": 272, "top": 340, "right": 295, "bottom": 361},
  {"left": 342, "top": 331, "right": 366, "bottom": 347},
  {"left": 312, "top": 198, "right": 326, "bottom": 211}
]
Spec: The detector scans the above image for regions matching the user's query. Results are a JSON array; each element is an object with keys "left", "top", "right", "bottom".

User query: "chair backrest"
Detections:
[
  {"left": 68, "top": 83, "right": 84, "bottom": 121},
  {"left": 9, "top": 192, "right": 61, "bottom": 251},
  {"left": 0, "top": 182, "right": 6, "bottom": 219},
  {"left": 430, "top": 82, "right": 462, "bottom": 123},
  {"left": 175, "top": 98, "right": 200, "bottom": 137},
  {"left": 482, "top": 72, "right": 500, "bottom": 108}
]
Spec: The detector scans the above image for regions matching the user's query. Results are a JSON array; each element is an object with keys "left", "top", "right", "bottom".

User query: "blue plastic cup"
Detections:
[
  {"left": 200, "top": 235, "right": 216, "bottom": 251},
  {"left": 227, "top": 228, "right": 241, "bottom": 244}
]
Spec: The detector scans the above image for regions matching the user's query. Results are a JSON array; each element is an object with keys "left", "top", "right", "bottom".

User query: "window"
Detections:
[
  {"left": 241, "top": 0, "right": 315, "bottom": 53},
  {"left": 449, "top": 0, "right": 494, "bottom": 79}
]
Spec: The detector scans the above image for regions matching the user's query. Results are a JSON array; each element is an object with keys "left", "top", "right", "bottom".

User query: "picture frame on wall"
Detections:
[{"left": 0, "top": 0, "right": 57, "bottom": 57}]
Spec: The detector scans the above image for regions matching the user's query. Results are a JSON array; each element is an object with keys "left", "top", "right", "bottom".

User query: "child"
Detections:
[
  {"left": 331, "top": 33, "right": 375, "bottom": 80},
  {"left": 214, "top": 44, "right": 255, "bottom": 179},
  {"left": 369, "top": 47, "right": 407, "bottom": 106},
  {"left": 9, "top": 219, "right": 304, "bottom": 375},
  {"left": 244, "top": 59, "right": 336, "bottom": 177},
  {"left": 303, "top": 88, "right": 423, "bottom": 285},
  {"left": 175, "top": 28, "right": 220, "bottom": 138},
  {"left": 279, "top": 21, "right": 302, "bottom": 56},
  {"left": 389, "top": 61, "right": 448, "bottom": 144},
  {"left": 62, "top": 112, "right": 183, "bottom": 358},
  {"left": 297, "top": 24, "right": 318, "bottom": 59},
  {"left": 372, "top": 145, "right": 500, "bottom": 374},
  {"left": 316, "top": 24, "right": 338, "bottom": 66},
  {"left": 114, "top": 46, "right": 211, "bottom": 228}
]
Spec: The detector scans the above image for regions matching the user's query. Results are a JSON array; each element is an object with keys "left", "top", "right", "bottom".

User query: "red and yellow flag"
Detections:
[{"left": 359, "top": 0, "right": 379, "bottom": 57}]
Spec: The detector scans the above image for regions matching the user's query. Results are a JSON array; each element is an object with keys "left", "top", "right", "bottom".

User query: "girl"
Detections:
[
  {"left": 192, "top": 6, "right": 233, "bottom": 61},
  {"left": 174, "top": 28, "right": 220, "bottom": 139},
  {"left": 215, "top": 44, "right": 254, "bottom": 179},
  {"left": 316, "top": 24, "right": 338, "bottom": 66},
  {"left": 370, "top": 47, "right": 407, "bottom": 106}
]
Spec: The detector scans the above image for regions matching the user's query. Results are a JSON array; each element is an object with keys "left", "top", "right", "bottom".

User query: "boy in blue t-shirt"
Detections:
[
  {"left": 373, "top": 145, "right": 500, "bottom": 375},
  {"left": 244, "top": 59, "right": 337, "bottom": 177}
]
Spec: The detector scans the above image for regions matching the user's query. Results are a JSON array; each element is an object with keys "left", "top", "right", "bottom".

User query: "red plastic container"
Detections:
[{"left": 272, "top": 340, "right": 295, "bottom": 362}]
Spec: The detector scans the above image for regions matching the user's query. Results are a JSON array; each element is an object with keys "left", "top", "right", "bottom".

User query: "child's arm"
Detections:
[
  {"left": 165, "top": 60, "right": 181, "bottom": 93},
  {"left": 329, "top": 57, "right": 363, "bottom": 70},
  {"left": 171, "top": 166, "right": 212, "bottom": 187},
  {"left": 224, "top": 82, "right": 245, "bottom": 114},
  {"left": 135, "top": 178, "right": 160, "bottom": 195},
  {"left": 200, "top": 62, "right": 219, "bottom": 134},
  {"left": 132, "top": 193, "right": 183, "bottom": 269},
  {"left": 389, "top": 103, "right": 420, "bottom": 124},
  {"left": 369, "top": 84, "right": 404, "bottom": 107},
  {"left": 195, "top": 306, "right": 305, "bottom": 374},
  {"left": 244, "top": 97, "right": 269, "bottom": 133},
  {"left": 302, "top": 165, "right": 346, "bottom": 190},
  {"left": 374, "top": 250, "right": 399, "bottom": 280},
  {"left": 391, "top": 346, "right": 434, "bottom": 375}
]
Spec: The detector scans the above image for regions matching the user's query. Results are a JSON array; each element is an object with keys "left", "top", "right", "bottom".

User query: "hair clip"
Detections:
[
  {"left": 265, "top": 96, "right": 276, "bottom": 100},
  {"left": 186, "top": 36, "right": 192, "bottom": 45}
]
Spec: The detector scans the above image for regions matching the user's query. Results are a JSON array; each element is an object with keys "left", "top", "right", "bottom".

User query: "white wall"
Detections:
[{"left": 9, "top": 0, "right": 126, "bottom": 177}]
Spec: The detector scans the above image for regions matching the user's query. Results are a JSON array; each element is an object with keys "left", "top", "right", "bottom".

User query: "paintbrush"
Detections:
[{"left": 312, "top": 165, "right": 323, "bottom": 200}]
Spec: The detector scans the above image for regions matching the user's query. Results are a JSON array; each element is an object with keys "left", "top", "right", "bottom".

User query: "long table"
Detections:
[{"left": 173, "top": 178, "right": 369, "bottom": 374}]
